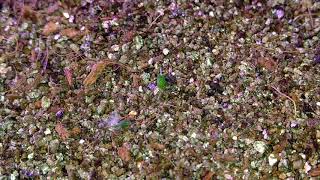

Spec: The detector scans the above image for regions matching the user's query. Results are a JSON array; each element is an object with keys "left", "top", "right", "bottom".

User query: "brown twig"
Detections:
[
  {"left": 249, "top": 43, "right": 303, "bottom": 54},
  {"left": 88, "top": 58, "right": 138, "bottom": 73},
  {"left": 271, "top": 86, "right": 297, "bottom": 119},
  {"left": 5, "top": 37, "right": 20, "bottom": 57},
  {"left": 148, "top": 13, "right": 162, "bottom": 29},
  {"left": 293, "top": 12, "right": 320, "bottom": 22},
  {"left": 308, "top": 7, "right": 314, "bottom": 28}
]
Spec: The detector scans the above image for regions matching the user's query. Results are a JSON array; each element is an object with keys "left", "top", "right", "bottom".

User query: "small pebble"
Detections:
[
  {"left": 253, "top": 141, "right": 267, "bottom": 154},
  {"left": 111, "top": 45, "right": 120, "bottom": 52},
  {"left": 129, "top": 110, "right": 137, "bottom": 116},
  {"left": 268, "top": 154, "right": 278, "bottom": 166},
  {"left": 305, "top": 162, "right": 311, "bottom": 173},
  {"left": 41, "top": 96, "right": 51, "bottom": 109},
  {"left": 28, "top": 153, "right": 34, "bottom": 160},
  {"left": 232, "top": 136, "right": 237, "bottom": 140},
  {"left": 54, "top": 34, "right": 60, "bottom": 40},
  {"left": 49, "top": 139, "right": 60, "bottom": 153},
  {"left": 102, "top": 21, "right": 110, "bottom": 29},
  {"left": 69, "top": 15, "right": 74, "bottom": 23},
  {"left": 62, "top": 12, "right": 70, "bottom": 19},
  {"left": 163, "top": 48, "right": 170, "bottom": 55},
  {"left": 209, "top": 11, "right": 214, "bottom": 17},
  {"left": 44, "top": 128, "right": 51, "bottom": 135},
  {"left": 293, "top": 160, "right": 303, "bottom": 169}
]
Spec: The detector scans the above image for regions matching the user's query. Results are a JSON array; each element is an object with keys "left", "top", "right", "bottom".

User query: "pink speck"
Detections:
[
  {"left": 275, "top": 9, "right": 284, "bottom": 19},
  {"left": 169, "top": 2, "right": 177, "bottom": 11},
  {"left": 290, "top": 122, "right": 298, "bottom": 128},
  {"left": 262, "top": 129, "right": 269, "bottom": 139}
]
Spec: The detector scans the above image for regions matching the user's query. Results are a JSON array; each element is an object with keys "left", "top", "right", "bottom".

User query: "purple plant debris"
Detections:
[
  {"left": 98, "top": 121, "right": 106, "bottom": 128},
  {"left": 315, "top": 47, "right": 320, "bottom": 64},
  {"left": 315, "top": 55, "right": 320, "bottom": 64},
  {"left": 275, "top": 8, "right": 285, "bottom": 19},
  {"left": 30, "top": 129, "right": 44, "bottom": 144},
  {"left": 56, "top": 110, "right": 64, "bottom": 119},
  {"left": 80, "top": 41, "right": 91, "bottom": 52},
  {"left": 147, "top": 82, "right": 157, "bottom": 91},
  {"left": 40, "top": 47, "right": 49, "bottom": 74},
  {"left": 21, "top": 169, "right": 39, "bottom": 177},
  {"left": 166, "top": 73, "right": 177, "bottom": 84},
  {"left": 306, "top": 118, "right": 320, "bottom": 128},
  {"left": 211, "top": 130, "right": 219, "bottom": 141},
  {"left": 169, "top": 2, "right": 185, "bottom": 18},
  {"left": 222, "top": 102, "right": 230, "bottom": 109},
  {"left": 98, "top": 111, "right": 121, "bottom": 128},
  {"left": 41, "top": 57, "right": 48, "bottom": 73}
]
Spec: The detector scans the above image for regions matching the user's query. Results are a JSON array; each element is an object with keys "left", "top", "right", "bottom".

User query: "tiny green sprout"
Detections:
[
  {"left": 117, "top": 120, "right": 131, "bottom": 129},
  {"left": 157, "top": 74, "right": 167, "bottom": 90}
]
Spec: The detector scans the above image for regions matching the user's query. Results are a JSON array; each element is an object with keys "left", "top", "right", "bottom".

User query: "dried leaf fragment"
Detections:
[
  {"left": 34, "top": 100, "right": 42, "bottom": 109},
  {"left": 30, "top": 49, "right": 37, "bottom": 62},
  {"left": 64, "top": 67, "right": 73, "bottom": 87},
  {"left": 150, "top": 143, "right": 165, "bottom": 150},
  {"left": 273, "top": 138, "right": 288, "bottom": 153},
  {"left": 118, "top": 146, "right": 131, "bottom": 162},
  {"left": 22, "top": 5, "right": 38, "bottom": 22},
  {"left": 301, "top": 0, "right": 312, "bottom": 12},
  {"left": 55, "top": 122, "right": 69, "bottom": 140},
  {"left": 61, "top": 28, "right": 80, "bottom": 38},
  {"left": 257, "top": 57, "right": 277, "bottom": 71},
  {"left": 132, "top": 74, "right": 140, "bottom": 88},
  {"left": 309, "top": 166, "right": 320, "bottom": 177},
  {"left": 43, "top": 22, "right": 59, "bottom": 36},
  {"left": 213, "top": 153, "right": 237, "bottom": 162},
  {"left": 70, "top": 127, "right": 81, "bottom": 136},
  {"left": 83, "top": 61, "right": 106, "bottom": 87},
  {"left": 203, "top": 171, "right": 215, "bottom": 180}
]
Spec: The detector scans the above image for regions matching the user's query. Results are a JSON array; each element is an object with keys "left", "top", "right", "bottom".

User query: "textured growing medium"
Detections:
[{"left": 0, "top": 0, "right": 320, "bottom": 179}]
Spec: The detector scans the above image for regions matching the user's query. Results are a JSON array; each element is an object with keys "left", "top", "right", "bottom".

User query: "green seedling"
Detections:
[
  {"left": 157, "top": 74, "right": 167, "bottom": 90},
  {"left": 116, "top": 120, "right": 131, "bottom": 129}
]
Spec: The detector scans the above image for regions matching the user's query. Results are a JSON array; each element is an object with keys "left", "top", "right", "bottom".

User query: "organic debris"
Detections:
[
  {"left": 203, "top": 171, "right": 215, "bottom": 180},
  {"left": 309, "top": 166, "right": 320, "bottom": 177},
  {"left": 64, "top": 67, "right": 73, "bottom": 87},
  {"left": 61, "top": 28, "right": 80, "bottom": 38},
  {"left": 55, "top": 122, "right": 69, "bottom": 140},
  {"left": 1, "top": 1, "right": 320, "bottom": 179},
  {"left": 257, "top": 57, "right": 277, "bottom": 71},
  {"left": 21, "top": 5, "right": 38, "bottom": 22},
  {"left": 42, "top": 21, "right": 60, "bottom": 36},
  {"left": 83, "top": 61, "right": 106, "bottom": 87},
  {"left": 117, "top": 146, "right": 131, "bottom": 162},
  {"left": 98, "top": 111, "right": 120, "bottom": 128}
]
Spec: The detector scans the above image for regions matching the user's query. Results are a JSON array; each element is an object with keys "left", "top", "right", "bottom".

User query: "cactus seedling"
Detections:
[
  {"left": 157, "top": 74, "right": 167, "bottom": 90},
  {"left": 157, "top": 68, "right": 168, "bottom": 90}
]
